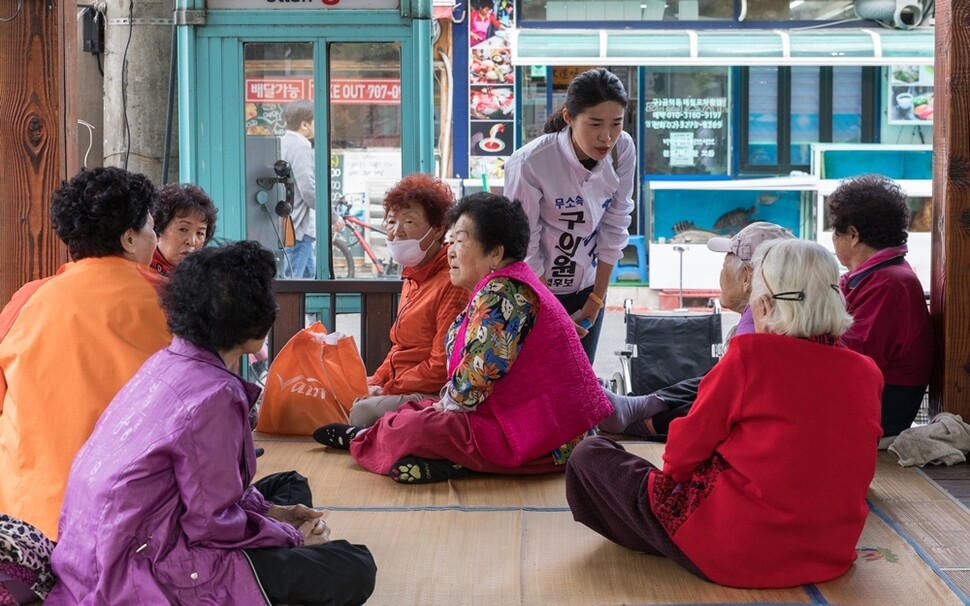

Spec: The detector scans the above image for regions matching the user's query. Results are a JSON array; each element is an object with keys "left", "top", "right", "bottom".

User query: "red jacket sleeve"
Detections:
[{"left": 663, "top": 340, "right": 748, "bottom": 483}]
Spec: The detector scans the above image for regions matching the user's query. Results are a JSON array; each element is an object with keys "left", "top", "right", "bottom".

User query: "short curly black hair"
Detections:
[
  {"left": 50, "top": 167, "right": 158, "bottom": 260},
  {"left": 162, "top": 240, "right": 278, "bottom": 352},
  {"left": 446, "top": 192, "right": 530, "bottom": 262},
  {"left": 827, "top": 174, "right": 910, "bottom": 249},
  {"left": 154, "top": 183, "right": 218, "bottom": 243}
]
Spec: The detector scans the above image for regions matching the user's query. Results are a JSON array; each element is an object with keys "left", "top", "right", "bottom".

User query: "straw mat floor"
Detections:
[{"left": 253, "top": 433, "right": 970, "bottom": 605}]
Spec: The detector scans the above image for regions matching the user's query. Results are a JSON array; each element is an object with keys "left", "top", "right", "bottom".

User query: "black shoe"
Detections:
[
  {"left": 389, "top": 456, "right": 471, "bottom": 485},
  {"left": 313, "top": 423, "right": 361, "bottom": 449},
  {"left": 254, "top": 447, "right": 265, "bottom": 458}
]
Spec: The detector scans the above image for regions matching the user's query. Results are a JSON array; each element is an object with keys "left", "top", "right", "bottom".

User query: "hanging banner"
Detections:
[{"left": 468, "top": 0, "right": 515, "bottom": 180}]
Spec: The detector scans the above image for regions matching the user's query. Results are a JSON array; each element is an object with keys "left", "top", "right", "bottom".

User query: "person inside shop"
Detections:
[
  {"left": 469, "top": 0, "right": 504, "bottom": 46},
  {"left": 149, "top": 182, "right": 218, "bottom": 276},
  {"left": 313, "top": 193, "right": 612, "bottom": 484},
  {"left": 279, "top": 99, "right": 345, "bottom": 278},
  {"left": 828, "top": 174, "right": 933, "bottom": 445},
  {"left": 566, "top": 238, "right": 883, "bottom": 589},
  {"left": 348, "top": 173, "right": 470, "bottom": 427},
  {"left": 47, "top": 241, "right": 376, "bottom": 606},
  {"left": 503, "top": 66, "right": 636, "bottom": 363},
  {"left": 0, "top": 167, "right": 171, "bottom": 540},
  {"left": 598, "top": 221, "right": 793, "bottom": 437}
]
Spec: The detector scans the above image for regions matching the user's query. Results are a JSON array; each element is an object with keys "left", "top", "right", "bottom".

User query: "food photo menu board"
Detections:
[
  {"left": 468, "top": 0, "right": 515, "bottom": 180},
  {"left": 888, "top": 64, "right": 934, "bottom": 125}
]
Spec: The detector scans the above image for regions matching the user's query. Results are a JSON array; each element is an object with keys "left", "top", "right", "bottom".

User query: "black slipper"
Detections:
[
  {"left": 312, "top": 423, "right": 361, "bottom": 449},
  {"left": 254, "top": 447, "right": 265, "bottom": 458},
  {"left": 389, "top": 456, "right": 471, "bottom": 485}
]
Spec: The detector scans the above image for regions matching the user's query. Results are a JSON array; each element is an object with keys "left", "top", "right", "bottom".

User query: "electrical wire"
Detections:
[
  {"left": 78, "top": 120, "right": 95, "bottom": 168},
  {"left": 122, "top": 0, "right": 134, "bottom": 170},
  {"left": 261, "top": 203, "right": 294, "bottom": 276},
  {"left": 0, "top": 0, "right": 22, "bottom": 21}
]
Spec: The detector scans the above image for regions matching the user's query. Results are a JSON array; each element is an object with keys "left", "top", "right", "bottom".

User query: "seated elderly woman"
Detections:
[
  {"left": 566, "top": 239, "right": 883, "bottom": 589},
  {"left": 0, "top": 167, "right": 171, "bottom": 539},
  {"left": 827, "top": 174, "right": 933, "bottom": 441},
  {"left": 599, "top": 221, "right": 793, "bottom": 437},
  {"left": 314, "top": 193, "right": 612, "bottom": 484},
  {"left": 47, "top": 241, "right": 376, "bottom": 606},
  {"left": 149, "top": 182, "right": 218, "bottom": 275},
  {"left": 349, "top": 173, "right": 470, "bottom": 427}
]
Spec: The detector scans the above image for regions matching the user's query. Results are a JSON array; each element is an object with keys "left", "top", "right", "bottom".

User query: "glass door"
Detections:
[{"left": 243, "top": 40, "right": 403, "bottom": 279}]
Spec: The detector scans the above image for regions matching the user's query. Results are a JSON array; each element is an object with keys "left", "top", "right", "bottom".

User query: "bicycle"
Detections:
[{"left": 331, "top": 194, "right": 399, "bottom": 279}]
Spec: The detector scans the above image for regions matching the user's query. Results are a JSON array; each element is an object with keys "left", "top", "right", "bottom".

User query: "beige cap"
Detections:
[{"left": 706, "top": 221, "right": 795, "bottom": 261}]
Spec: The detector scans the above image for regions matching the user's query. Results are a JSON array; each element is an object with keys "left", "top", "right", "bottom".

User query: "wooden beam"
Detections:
[
  {"left": 931, "top": 0, "right": 970, "bottom": 417},
  {"left": 0, "top": 0, "right": 74, "bottom": 306}
]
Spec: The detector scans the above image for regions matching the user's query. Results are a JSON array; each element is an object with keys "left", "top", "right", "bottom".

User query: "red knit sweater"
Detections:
[{"left": 649, "top": 333, "right": 883, "bottom": 588}]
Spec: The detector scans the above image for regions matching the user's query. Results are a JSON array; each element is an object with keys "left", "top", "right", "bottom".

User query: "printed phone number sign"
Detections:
[{"left": 246, "top": 78, "right": 401, "bottom": 104}]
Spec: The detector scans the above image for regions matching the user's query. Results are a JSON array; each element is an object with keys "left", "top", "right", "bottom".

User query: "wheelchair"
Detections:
[{"left": 608, "top": 298, "right": 725, "bottom": 397}]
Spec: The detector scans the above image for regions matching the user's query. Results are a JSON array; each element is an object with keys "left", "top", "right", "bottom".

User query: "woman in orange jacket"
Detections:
[
  {"left": 347, "top": 174, "right": 469, "bottom": 427},
  {"left": 0, "top": 167, "right": 171, "bottom": 539}
]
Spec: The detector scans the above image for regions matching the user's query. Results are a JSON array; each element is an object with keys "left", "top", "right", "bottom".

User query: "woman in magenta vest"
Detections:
[
  {"left": 314, "top": 193, "right": 612, "bottom": 484},
  {"left": 566, "top": 239, "right": 883, "bottom": 588}
]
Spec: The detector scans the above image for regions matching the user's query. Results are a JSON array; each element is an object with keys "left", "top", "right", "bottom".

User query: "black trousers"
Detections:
[
  {"left": 555, "top": 286, "right": 606, "bottom": 364},
  {"left": 246, "top": 541, "right": 377, "bottom": 606},
  {"left": 247, "top": 471, "right": 377, "bottom": 605},
  {"left": 253, "top": 470, "right": 313, "bottom": 508},
  {"left": 882, "top": 384, "right": 927, "bottom": 437},
  {"left": 650, "top": 374, "right": 704, "bottom": 435}
]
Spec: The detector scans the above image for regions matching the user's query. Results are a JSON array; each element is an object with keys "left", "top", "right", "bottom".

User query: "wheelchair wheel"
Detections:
[{"left": 331, "top": 239, "right": 355, "bottom": 278}]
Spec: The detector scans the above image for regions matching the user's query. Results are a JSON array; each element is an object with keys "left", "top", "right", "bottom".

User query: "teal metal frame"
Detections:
[{"left": 175, "top": 0, "right": 434, "bottom": 279}]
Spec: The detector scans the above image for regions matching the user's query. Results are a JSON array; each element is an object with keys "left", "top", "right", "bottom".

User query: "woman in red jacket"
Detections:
[{"left": 566, "top": 239, "right": 883, "bottom": 589}]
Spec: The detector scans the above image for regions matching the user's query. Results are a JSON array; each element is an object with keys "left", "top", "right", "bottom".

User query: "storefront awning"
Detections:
[
  {"left": 433, "top": 0, "right": 455, "bottom": 20},
  {"left": 511, "top": 28, "right": 934, "bottom": 67}
]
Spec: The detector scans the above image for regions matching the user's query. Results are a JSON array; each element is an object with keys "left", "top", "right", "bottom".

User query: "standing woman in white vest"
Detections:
[{"left": 504, "top": 67, "right": 635, "bottom": 363}]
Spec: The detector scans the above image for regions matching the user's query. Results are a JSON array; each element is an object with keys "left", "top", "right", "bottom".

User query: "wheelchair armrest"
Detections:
[{"left": 615, "top": 343, "right": 636, "bottom": 359}]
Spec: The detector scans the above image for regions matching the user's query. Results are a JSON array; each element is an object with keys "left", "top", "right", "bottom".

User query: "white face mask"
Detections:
[{"left": 386, "top": 226, "right": 435, "bottom": 267}]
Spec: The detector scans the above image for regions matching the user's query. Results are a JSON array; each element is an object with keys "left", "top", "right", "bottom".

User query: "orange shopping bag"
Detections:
[{"left": 257, "top": 322, "right": 368, "bottom": 435}]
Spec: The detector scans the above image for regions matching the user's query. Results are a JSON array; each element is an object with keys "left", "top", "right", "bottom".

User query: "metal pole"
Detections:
[{"left": 673, "top": 245, "right": 686, "bottom": 309}]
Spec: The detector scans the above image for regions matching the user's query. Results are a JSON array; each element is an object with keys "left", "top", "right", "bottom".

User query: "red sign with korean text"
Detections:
[{"left": 245, "top": 77, "right": 401, "bottom": 105}]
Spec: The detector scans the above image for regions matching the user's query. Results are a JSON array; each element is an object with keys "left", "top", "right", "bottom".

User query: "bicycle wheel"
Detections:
[{"left": 331, "top": 239, "right": 355, "bottom": 278}]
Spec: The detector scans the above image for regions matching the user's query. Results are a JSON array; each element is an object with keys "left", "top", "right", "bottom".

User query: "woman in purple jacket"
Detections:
[{"left": 47, "top": 241, "right": 376, "bottom": 606}]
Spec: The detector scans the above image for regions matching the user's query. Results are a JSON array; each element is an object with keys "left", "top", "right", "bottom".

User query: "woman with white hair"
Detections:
[{"left": 565, "top": 239, "right": 883, "bottom": 589}]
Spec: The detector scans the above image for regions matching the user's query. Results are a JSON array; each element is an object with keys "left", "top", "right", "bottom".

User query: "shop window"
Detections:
[
  {"left": 642, "top": 67, "right": 730, "bottom": 176},
  {"left": 519, "top": 0, "right": 731, "bottom": 22},
  {"left": 518, "top": 0, "right": 887, "bottom": 23},
  {"left": 517, "top": 65, "right": 638, "bottom": 145},
  {"left": 746, "top": 0, "right": 855, "bottom": 21},
  {"left": 739, "top": 66, "right": 876, "bottom": 174}
]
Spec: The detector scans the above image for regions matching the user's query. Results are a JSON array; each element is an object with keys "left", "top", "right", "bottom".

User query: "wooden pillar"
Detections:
[
  {"left": 0, "top": 0, "right": 76, "bottom": 306},
  {"left": 931, "top": 0, "right": 970, "bottom": 417}
]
